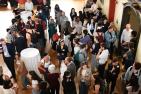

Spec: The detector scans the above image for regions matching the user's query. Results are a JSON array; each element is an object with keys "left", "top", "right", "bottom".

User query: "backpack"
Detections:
[
  {"left": 74, "top": 51, "right": 86, "bottom": 63},
  {"left": 127, "top": 67, "right": 141, "bottom": 91}
]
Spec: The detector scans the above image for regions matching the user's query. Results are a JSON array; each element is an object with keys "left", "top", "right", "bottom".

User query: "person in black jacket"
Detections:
[
  {"left": 1, "top": 39, "right": 16, "bottom": 80},
  {"left": 70, "top": 8, "right": 77, "bottom": 21},
  {"left": 57, "top": 39, "right": 68, "bottom": 63},
  {"left": 105, "top": 57, "right": 120, "bottom": 94},
  {"left": 62, "top": 70, "right": 77, "bottom": 94},
  {"left": 0, "top": 66, "right": 3, "bottom": 85}
]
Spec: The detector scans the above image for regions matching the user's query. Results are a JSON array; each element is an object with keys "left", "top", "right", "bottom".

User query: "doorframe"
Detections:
[{"left": 118, "top": 3, "right": 141, "bottom": 55}]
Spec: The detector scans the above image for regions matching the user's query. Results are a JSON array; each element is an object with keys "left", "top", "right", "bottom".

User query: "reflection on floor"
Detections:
[{"left": 0, "top": 0, "right": 85, "bottom": 39}]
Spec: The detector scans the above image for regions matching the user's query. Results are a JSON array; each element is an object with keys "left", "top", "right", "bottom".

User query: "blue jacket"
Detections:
[{"left": 104, "top": 31, "right": 116, "bottom": 48}]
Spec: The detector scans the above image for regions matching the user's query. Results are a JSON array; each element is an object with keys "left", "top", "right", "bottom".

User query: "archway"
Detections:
[{"left": 119, "top": 4, "right": 141, "bottom": 54}]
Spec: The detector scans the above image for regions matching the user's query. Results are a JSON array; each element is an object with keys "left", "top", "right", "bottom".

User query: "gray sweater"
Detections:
[{"left": 124, "top": 66, "right": 141, "bottom": 87}]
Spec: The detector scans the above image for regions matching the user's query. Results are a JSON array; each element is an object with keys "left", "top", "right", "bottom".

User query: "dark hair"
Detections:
[
  {"left": 29, "top": 71, "right": 42, "bottom": 82},
  {"left": 73, "top": 38, "right": 80, "bottom": 44},
  {"left": 96, "top": 29, "right": 102, "bottom": 32},
  {"left": 28, "top": 16, "right": 31, "bottom": 20},
  {"left": 134, "top": 62, "right": 141, "bottom": 70},
  {"left": 71, "top": 8, "right": 75, "bottom": 13},
  {"left": 100, "top": 43, "right": 106, "bottom": 49},
  {"left": 83, "top": 29, "right": 88, "bottom": 35},
  {"left": 55, "top": 4, "right": 60, "bottom": 11},
  {"left": 66, "top": 21, "right": 71, "bottom": 27},
  {"left": 80, "top": 44, "right": 86, "bottom": 49},
  {"left": 79, "top": 11, "right": 83, "bottom": 15},
  {"left": 113, "top": 57, "right": 118, "bottom": 62},
  {"left": 39, "top": 81, "right": 48, "bottom": 90},
  {"left": 66, "top": 57, "right": 73, "bottom": 62},
  {"left": 131, "top": 31, "right": 137, "bottom": 37},
  {"left": 63, "top": 70, "right": 71, "bottom": 78},
  {"left": 6, "top": 28, "right": 10, "bottom": 32},
  {"left": 128, "top": 42, "right": 135, "bottom": 51},
  {"left": 11, "top": 18, "right": 17, "bottom": 24}
]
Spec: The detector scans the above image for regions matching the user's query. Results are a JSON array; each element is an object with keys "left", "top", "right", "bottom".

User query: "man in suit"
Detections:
[
  {"left": 64, "top": 57, "right": 76, "bottom": 80},
  {"left": 0, "top": 39, "right": 16, "bottom": 80},
  {"left": 64, "top": 57, "right": 77, "bottom": 94}
]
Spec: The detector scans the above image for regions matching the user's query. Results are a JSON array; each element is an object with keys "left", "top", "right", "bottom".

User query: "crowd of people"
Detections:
[{"left": 0, "top": 0, "right": 141, "bottom": 94}]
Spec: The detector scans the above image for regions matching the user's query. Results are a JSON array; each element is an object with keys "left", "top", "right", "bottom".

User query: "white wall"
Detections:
[
  {"left": 136, "top": 33, "right": 141, "bottom": 63},
  {"left": 97, "top": 0, "right": 110, "bottom": 17},
  {"left": 97, "top": 0, "right": 141, "bottom": 63},
  {"left": 97, "top": 0, "right": 128, "bottom": 30}
]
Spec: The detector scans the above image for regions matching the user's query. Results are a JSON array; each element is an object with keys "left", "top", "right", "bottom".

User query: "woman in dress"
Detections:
[
  {"left": 70, "top": 8, "right": 77, "bottom": 21},
  {"left": 77, "top": 63, "right": 91, "bottom": 94}
]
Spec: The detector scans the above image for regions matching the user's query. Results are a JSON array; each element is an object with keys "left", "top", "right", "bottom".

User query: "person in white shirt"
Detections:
[
  {"left": 96, "top": 43, "right": 109, "bottom": 78},
  {"left": 25, "top": 0, "right": 33, "bottom": 11},
  {"left": 87, "top": 18, "right": 96, "bottom": 36},
  {"left": 72, "top": 16, "right": 83, "bottom": 35},
  {"left": 120, "top": 24, "right": 133, "bottom": 46},
  {"left": 90, "top": 2, "right": 97, "bottom": 13}
]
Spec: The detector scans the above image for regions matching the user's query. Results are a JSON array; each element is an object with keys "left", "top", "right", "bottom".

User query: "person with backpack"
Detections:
[
  {"left": 124, "top": 62, "right": 141, "bottom": 94},
  {"left": 74, "top": 44, "right": 87, "bottom": 69},
  {"left": 104, "top": 26, "right": 116, "bottom": 59},
  {"left": 93, "top": 28, "right": 104, "bottom": 45}
]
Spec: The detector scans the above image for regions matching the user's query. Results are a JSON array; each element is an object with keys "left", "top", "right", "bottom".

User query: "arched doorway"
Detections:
[{"left": 119, "top": 4, "right": 141, "bottom": 54}]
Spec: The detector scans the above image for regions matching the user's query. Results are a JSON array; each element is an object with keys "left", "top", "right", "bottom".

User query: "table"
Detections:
[
  {"left": 20, "top": 48, "right": 41, "bottom": 77},
  {"left": 20, "top": 11, "right": 32, "bottom": 23}
]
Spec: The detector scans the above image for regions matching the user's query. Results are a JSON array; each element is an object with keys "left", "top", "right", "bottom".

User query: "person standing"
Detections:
[
  {"left": 25, "top": 0, "right": 34, "bottom": 11},
  {"left": 104, "top": 26, "right": 116, "bottom": 58},
  {"left": 124, "top": 62, "right": 141, "bottom": 94},
  {"left": 64, "top": 57, "right": 76, "bottom": 80},
  {"left": 62, "top": 70, "right": 77, "bottom": 94},
  {"left": 47, "top": 64, "right": 60, "bottom": 94},
  {"left": 120, "top": 24, "right": 133, "bottom": 54},
  {"left": 105, "top": 57, "right": 120, "bottom": 94},
  {"left": 9, "top": 0, "right": 18, "bottom": 8},
  {"left": 60, "top": 11, "right": 69, "bottom": 36},
  {"left": 70, "top": 8, "right": 77, "bottom": 21},
  {"left": 57, "top": 40, "right": 68, "bottom": 64},
  {"left": 96, "top": 43, "right": 109, "bottom": 79},
  {"left": 48, "top": 19, "right": 57, "bottom": 40},
  {"left": 77, "top": 64, "right": 91, "bottom": 94},
  {"left": 1, "top": 39, "right": 16, "bottom": 80}
]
